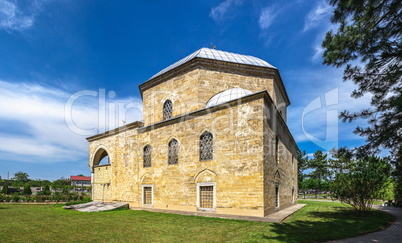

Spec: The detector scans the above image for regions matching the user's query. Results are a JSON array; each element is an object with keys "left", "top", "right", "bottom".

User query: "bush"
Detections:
[
  {"left": 23, "top": 185, "right": 32, "bottom": 195},
  {"left": 11, "top": 193, "right": 20, "bottom": 202},
  {"left": 42, "top": 185, "right": 51, "bottom": 195},
  {"left": 332, "top": 156, "right": 391, "bottom": 212},
  {"left": 1, "top": 184, "right": 9, "bottom": 194}
]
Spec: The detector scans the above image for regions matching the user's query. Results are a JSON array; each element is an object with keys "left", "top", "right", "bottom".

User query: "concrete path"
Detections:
[
  {"left": 131, "top": 204, "right": 306, "bottom": 223},
  {"left": 329, "top": 205, "right": 402, "bottom": 243},
  {"left": 64, "top": 201, "right": 129, "bottom": 212}
]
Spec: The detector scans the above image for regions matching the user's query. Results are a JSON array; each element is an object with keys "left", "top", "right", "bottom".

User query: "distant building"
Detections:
[{"left": 70, "top": 176, "right": 91, "bottom": 190}]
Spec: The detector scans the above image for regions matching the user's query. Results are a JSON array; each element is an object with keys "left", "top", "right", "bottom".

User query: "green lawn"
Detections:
[{"left": 0, "top": 200, "right": 392, "bottom": 243}]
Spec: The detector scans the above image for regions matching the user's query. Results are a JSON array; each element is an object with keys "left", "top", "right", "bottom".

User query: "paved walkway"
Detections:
[
  {"left": 131, "top": 204, "right": 306, "bottom": 223},
  {"left": 329, "top": 205, "right": 402, "bottom": 243}
]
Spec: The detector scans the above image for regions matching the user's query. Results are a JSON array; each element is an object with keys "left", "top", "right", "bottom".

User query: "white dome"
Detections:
[{"left": 205, "top": 88, "right": 253, "bottom": 108}]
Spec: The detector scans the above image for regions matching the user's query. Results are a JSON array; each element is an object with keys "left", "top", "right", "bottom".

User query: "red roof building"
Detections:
[
  {"left": 70, "top": 176, "right": 91, "bottom": 187},
  {"left": 70, "top": 176, "right": 91, "bottom": 181}
]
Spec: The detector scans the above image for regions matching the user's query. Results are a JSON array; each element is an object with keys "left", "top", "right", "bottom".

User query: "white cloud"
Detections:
[
  {"left": 312, "top": 41, "right": 324, "bottom": 61},
  {"left": 0, "top": 0, "right": 47, "bottom": 31},
  {"left": 0, "top": 80, "right": 142, "bottom": 163},
  {"left": 209, "top": 0, "right": 244, "bottom": 22},
  {"left": 285, "top": 68, "right": 371, "bottom": 150},
  {"left": 258, "top": 7, "right": 278, "bottom": 30},
  {"left": 303, "top": 0, "right": 332, "bottom": 32}
]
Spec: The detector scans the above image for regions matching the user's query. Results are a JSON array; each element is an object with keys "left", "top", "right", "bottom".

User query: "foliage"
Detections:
[
  {"left": 1, "top": 183, "right": 9, "bottom": 194},
  {"left": 52, "top": 177, "right": 71, "bottom": 187},
  {"left": 41, "top": 185, "right": 51, "bottom": 196},
  {"left": 329, "top": 147, "right": 353, "bottom": 176},
  {"left": 27, "top": 179, "right": 52, "bottom": 187},
  {"left": 11, "top": 193, "right": 20, "bottom": 202},
  {"left": 0, "top": 193, "right": 89, "bottom": 203},
  {"left": 297, "top": 150, "right": 309, "bottom": 189},
  {"left": 375, "top": 178, "right": 395, "bottom": 200},
  {"left": 23, "top": 185, "right": 32, "bottom": 195},
  {"left": 308, "top": 150, "right": 330, "bottom": 196},
  {"left": 0, "top": 201, "right": 392, "bottom": 242},
  {"left": 331, "top": 156, "right": 391, "bottom": 212},
  {"left": 12, "top": 172, "right": 29, "bottom": 183},
  {"left": 322, "top": 0, "right": 402, "bottom": 175},
  {"left": 392, "top": 149, "right": 402, "bottom": 198}
]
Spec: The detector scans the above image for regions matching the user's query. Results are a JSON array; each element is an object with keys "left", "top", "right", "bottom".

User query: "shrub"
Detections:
[
  {"left": 11, "top": 193, "right": 20, "bottom": 202},
  {"left": 42, "top": 185, "right": 51, "bottom": 195},
  {"left": 1, "top": 184, "right": 9, "bottom": 194},
  {"left": 332, "top": 156, "right": 391, "bottom": 212},
  {"left": 23, "top": 185, "right": 32, "bottom": 195}
]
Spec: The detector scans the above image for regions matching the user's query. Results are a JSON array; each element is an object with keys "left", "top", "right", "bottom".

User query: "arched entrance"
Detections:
[{"left": 91, "top": 146, "right": 112, "bottom": 201}]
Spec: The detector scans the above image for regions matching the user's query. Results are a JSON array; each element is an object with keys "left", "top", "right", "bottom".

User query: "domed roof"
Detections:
[
  {"left": 205, "top": 88, "right": 253, "bottom": 108},
  {"left": 148, "top": 48, "right": 276, "bottom": 81}
]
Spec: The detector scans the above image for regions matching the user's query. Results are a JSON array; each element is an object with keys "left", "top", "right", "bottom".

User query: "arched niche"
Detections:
[
  {"left": 141, "top": 173, "right": 154, "bottom": 184},
  {"left": 195, "top": 169, "right": 217, "bottom": 183}
]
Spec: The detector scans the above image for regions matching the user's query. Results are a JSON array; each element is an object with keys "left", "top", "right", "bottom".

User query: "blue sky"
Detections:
[{"left": 0, "top": 0, "right": 372, "bottom": 180}]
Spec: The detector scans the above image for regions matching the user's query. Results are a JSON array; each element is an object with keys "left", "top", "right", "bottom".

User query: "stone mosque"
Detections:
[{"left": 87, "top": 48, "right": 298, "bottom": 217}]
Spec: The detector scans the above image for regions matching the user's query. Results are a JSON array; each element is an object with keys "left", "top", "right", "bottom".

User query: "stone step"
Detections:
[{"left": 64, "top": 201, "right": 129, "bottom": 212}]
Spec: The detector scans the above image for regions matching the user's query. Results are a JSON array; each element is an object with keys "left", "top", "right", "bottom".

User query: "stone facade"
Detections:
[{"left": 87, "top": 48, "right": 298, "bottom": 217}]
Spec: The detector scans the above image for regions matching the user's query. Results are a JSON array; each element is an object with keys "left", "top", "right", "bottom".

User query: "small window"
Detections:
[
  {"left": 275, "top": 184, "right": 280, "bottom": 208},
  {"left": 200, "top": 132, "right": 213, "bottom": 161},
  {"left": 163, "top": 100, "right": 173, "bottom": 120},
  {"left": 168, "top": 139, "right": 179, "bottom": 165},
  {"left": 292, "top": 188, "right": 295, "bottom": 203},
  {"left": 143, "top": 145, "right": 152, "bottom": 167},
  {"left": 275, "top": 136, "right": 279, "bottom": 164},
  {"left": 143, "top": 186, "right": 153, "bottom": 206}
]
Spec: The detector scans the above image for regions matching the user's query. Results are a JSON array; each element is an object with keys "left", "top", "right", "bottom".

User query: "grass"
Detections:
[
  {"left": 0, "top": 200, "right": 393, "bottom": 243},
  {"left": 298, "top": 196, "right": 386, "bottom": 205}
]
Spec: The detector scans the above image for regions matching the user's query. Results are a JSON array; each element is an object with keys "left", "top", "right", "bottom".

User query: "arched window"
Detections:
[
  {"left": 168, "top": 139, "right": 178, "bottom": 164},
  {"left": 163, "top": 100, "right": 173, "bottom": 120},
  {"left": 200, "top": 132, "right": 213, "bottom": 161},
  {"left": 143, "top": 145, "right": 152, "bottom": 168}
]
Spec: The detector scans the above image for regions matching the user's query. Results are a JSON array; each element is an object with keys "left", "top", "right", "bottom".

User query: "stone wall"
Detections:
[
  {"left": 141, "top": 66, "right": 288, "bottom": 126},
  {"left": 263, "top": 96, "right": 298, "bottom": 215},
  {"left": 89, "top": 98, "right": 269, "bottom": 216}
]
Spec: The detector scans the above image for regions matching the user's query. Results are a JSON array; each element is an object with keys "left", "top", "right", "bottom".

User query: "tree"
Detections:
[
  {"left": 393, "top": 149, "right": 402, "bottom": 198},
  {"left": 308, "top": 150, "right": 330, "bottom": 197},
  {"left": 329, "top": 147, "right": 353, "bottom": 176},
  {"left": 1, "top": 183, "right": 9, "bottom": 194},
  {"left": 297, "top": 150, "right": 309, "bottom": 190},
  {"left": 322, "top": 0, "right": 402, "bottom": 181},
  {"left": 42, "top": 185, "right": 51, "bottom": 195},
  {"left": 12, "top": 172, "right": 29, "bottom": 183},
  {"left": 331, "top": 156, "right": 391, "bottom": 212},
  {"left": 23, "top": 185, "right": 32, "bottom": 195}
]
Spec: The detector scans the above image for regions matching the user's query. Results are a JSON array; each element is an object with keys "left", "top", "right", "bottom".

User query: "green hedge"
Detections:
[{"left": 0, "top": 193, "right": 91, "bottom": 203}]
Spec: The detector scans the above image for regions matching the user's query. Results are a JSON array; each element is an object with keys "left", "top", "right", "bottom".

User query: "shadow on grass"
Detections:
[{"left": 263, "top": 208, "right": 389, "bottom": 243}]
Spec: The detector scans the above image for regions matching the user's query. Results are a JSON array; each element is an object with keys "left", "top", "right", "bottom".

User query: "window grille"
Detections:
[
  {"left": 200, "top": 186, "right": 214, "bottom": 208},
  {"left": 143, "top": 187, "right": 152, "bottom": 205},
  {"left": 200, "top": 132, "right": 213, "bottom": 161},
  {"left": 143, "top": 145, "right": 152, "bottom": 167},
  {"left": 168, "top": 139, "right": 178, "bottom": 165},
  {"left": 163, "top": 100, "right": 173, "bottom": 120}
]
